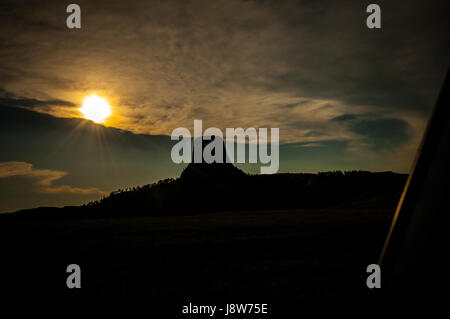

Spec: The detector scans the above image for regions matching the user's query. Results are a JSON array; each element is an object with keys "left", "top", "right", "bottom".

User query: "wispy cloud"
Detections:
[{"left": 0, "top": 161, "right": 108, "bottom": 195}]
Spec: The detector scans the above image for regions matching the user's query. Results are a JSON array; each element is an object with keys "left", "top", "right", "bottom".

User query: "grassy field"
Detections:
[{"left": 1, "top": 207, "right": 394, "bottom": 304}]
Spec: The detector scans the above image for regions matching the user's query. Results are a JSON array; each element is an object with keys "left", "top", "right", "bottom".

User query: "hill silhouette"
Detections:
[
  {"left": 5, "top": 134, "right": 407, "bottom": 219},
  {"left": 83, "top": 170, "right": 407, "bottom": 217}
]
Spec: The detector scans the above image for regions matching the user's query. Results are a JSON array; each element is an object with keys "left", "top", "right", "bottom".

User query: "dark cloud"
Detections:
[
  {"left": 349, "top": 118, "right": 411, "bottom": 151},
  {"left": 279, "top": 100, "right": 311, "bottom": 109},
  {"left": 331, "top": 114, "right": 360, "bottom": 122},
  {"left": 0, "top": 95, "right": 74, "bottom": 109},
  {"left": 255, "top": 0, "right": 449, "bottom": 114},
  {"left": 331, "top": 113, "right": 412, "bottom": 150},
  {"left": 303, "top": 130, "right": 326, "bottom": 138}
]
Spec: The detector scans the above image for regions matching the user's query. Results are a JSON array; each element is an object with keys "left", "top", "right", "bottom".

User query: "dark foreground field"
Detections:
[{"left": 0, "top": 207, "right": 394, "bottom": 308}]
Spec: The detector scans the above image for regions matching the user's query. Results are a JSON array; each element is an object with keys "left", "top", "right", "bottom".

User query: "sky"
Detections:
[{"left": 0, "top": 0, "right": 449, "bottom": 212}]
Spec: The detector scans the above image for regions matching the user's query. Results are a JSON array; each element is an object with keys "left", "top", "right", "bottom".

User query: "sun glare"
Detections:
[{"left": 80, "top": 95, "right": 111, "bottom": 123}]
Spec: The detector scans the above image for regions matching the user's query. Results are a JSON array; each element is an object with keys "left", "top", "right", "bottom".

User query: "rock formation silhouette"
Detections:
[{"left": 180, "top": 136, "right": 246, "bottom": 182}]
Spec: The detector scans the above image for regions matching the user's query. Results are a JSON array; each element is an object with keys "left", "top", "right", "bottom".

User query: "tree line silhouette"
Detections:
[{"left": 10, "top": 162, "right": 408, "bottom": 219}]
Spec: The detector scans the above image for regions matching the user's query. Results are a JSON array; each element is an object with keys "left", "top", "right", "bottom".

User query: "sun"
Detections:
[{"left": 80, "top": 94, "right": 111, "bottom": 123}]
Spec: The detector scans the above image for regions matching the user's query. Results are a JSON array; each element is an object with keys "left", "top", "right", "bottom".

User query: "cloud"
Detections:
[
  {"left": 349, "top": 118, "right": 411, "bottom": 151},
  {"left": 0, "top": 87, "right": 74, "bottom": 108},
  {"left": 0, "top": 89, "right": 76, "bottom": 118},
  {"left": 0, "top": 0, "right": 448, "bottom": 174},
  {"left": 0, "top": 1, "right": 447, "bottom": 132},
  {"left": 332, "top": 114, "right": 361, "bottom": 122},
  {"left": 0, "top": 96, "right": 74, "bottom": 109},
  {"left": 330, "top": 113, "right": 412, "bottom": 151},
  {"left": 295, "top": 142, "right": 322, "bottom": 148},
  {"left": 0, "top": 161, "right": 108, "bottom": 195}
]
